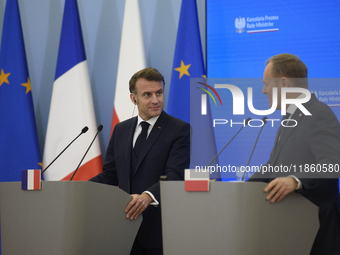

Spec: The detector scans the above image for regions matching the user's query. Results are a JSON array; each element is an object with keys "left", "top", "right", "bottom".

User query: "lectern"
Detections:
[
  {"left": 0, "top": 181, "right": 141, "bottom": 255},
  {"left": 161, "top": 181, "right": 319, "bottom": 255}
]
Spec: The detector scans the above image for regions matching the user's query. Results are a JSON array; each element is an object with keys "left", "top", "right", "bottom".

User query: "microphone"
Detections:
[
  {"left": 241, "top": 117, "right": 267, "bottom": 181},
  {"left": 41, "top": 126, "right": 89, "bottom": 175},
  {"left": 70, "top": 125, "right": 103, "bottom": 180},
  {"left": 206, "top": 118, "right": 251, "bottom": 167}
]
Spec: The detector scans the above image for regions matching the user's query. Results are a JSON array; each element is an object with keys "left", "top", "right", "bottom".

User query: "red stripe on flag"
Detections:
[
  {"left": 62, "top": 155, "right": 103, "bottom": 181},
  {"left": 34, "top": 170, "right": 41, "bottom": 190},
  {"left": 185, "top": 180, "right": 209, "bottom": 191},
  {"left": 111, "top": 108, "right": 120, "bottom": 137}
]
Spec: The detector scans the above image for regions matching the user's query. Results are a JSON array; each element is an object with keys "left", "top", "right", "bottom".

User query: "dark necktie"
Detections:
[
  {"left": 134, "top": 121, "right": 149, "bottom": 158},
  {"left": 274, "top": 114, "right": 290, "bottom": 154}
]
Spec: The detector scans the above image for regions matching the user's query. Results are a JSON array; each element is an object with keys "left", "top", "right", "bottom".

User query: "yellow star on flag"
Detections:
[
  {"left": 174, "top": 60, "right": 191, "bottom": 79},
  {"left": 0, "top": 69, "right": 11, "bottom": 86},
  {"left": 21, "top": 77, "right": 31, "bottom": 94}
]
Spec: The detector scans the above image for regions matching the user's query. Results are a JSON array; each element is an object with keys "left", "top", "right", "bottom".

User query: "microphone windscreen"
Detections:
[
  {"left": 97, "top": 125, "right": 103, "bottom": 131},
  {"left": 82, "top": 126, "right": 89, "bottom": 133}
]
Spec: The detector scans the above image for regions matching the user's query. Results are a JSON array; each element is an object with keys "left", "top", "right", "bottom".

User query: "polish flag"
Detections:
[
  {"left": 185, "top": 169, "right": 210, "bottom": 192},
  {"left": 111, "top": 0, "right": 146, "bottom": 134},
  {"left": 42, "top": 0, "right": 102, "bottom": 181}
]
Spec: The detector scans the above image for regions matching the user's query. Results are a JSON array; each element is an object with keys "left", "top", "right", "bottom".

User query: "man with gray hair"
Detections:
[{"left": 249, "top": 53, "right": 340, "bottom": 254}]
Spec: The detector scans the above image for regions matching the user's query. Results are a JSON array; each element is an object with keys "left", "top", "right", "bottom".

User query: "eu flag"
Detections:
[
  {"left": 0, "top": 0, "right": 41, "bottom": 182},
  {"left": 167, "top": 0, "right": 219, "bottom": 178}
]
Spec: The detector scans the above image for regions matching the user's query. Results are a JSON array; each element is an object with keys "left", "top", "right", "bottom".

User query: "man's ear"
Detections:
[
  {"left": 281, "top": 77, "right": 293, "bottom": 87},
  {"left": 130, "top": 93, "right": 137, "bottom": 104}
]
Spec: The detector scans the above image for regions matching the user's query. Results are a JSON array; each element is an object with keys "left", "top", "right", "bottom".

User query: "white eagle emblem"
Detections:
[{"left": 235, "top": 17, "right": 246, "bottom": 33}]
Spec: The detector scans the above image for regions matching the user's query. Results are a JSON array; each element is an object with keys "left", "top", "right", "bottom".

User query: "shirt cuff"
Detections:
[
  {"left": 288, "top": 175, "right": 302, "bottom": 190},
  {"left": 143, "top": 191, "right": 159, "bottom": 206}
]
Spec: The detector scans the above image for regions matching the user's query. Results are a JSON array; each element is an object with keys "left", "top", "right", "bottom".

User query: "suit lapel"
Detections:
[
  {"left": 125, "top": 117, "right": 137, "bottom": 178},
  {"left": 272, "top": 111, "right": 302, "bottom": 162},
  {"left": 133, "top": 111, "right": 167, "bottom": 175},
  {"left": 271, "top": 125, "right": 282, "bottom": 159},
  {"left": 272, "top": 94, "right": 316, "bottom": 163}
]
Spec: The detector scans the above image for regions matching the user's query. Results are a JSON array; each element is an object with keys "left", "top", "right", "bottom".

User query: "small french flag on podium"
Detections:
[{"left": 22, "top": 169, "right": 42, "bottom": 190}]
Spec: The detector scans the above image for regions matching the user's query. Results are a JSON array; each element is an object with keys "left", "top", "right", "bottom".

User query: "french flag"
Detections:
[
  {"left": 42, "top": 0, "right": 102, "bottom": 181},
  {"left": 22, "top": 170, "right": 41, "bottom": 190}
]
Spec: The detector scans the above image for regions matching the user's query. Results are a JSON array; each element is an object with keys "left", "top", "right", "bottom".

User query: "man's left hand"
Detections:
[
  {"left": 125, "top": 193, "right": 153, "bottom": 220},
  {"left": 264, "top": 177, "right": 298, "bottom": 203}
]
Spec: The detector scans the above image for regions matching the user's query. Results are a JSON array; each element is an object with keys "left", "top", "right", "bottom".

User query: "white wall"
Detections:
[{"left": 0, "top": 0, "right": 206, "bottom": 158}]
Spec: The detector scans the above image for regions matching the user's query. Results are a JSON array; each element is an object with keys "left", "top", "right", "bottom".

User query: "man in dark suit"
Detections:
[
  {"left": 90, "top": 68, "right": 190, "bottom": 255},
  {"left": 249, "top": 53, "right": 340, "bottom": 254}
]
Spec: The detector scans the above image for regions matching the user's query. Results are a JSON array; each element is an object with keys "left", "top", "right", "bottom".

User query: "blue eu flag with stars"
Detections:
[
  {"left": 167, "top": 0, "right": 219, "bottom": 178},
  {"left": 0, "top": 0, "right": 41, "bottom": 182}
]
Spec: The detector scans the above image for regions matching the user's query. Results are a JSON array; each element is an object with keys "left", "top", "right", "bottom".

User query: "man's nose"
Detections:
[{"left": 151, "top": 94, "right": 159, "bottom": 103}]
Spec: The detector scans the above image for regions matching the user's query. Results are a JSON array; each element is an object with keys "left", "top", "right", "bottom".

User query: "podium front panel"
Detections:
[
  {"left": 161, "top": 181, "right": 318, "bottom": 255},
  {"left": 0, "top": 181, "right": 141, "bottom": 255}
]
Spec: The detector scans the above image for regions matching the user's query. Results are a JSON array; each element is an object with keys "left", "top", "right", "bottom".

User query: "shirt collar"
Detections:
[{"left": 137, "top": 115, "right": 159, "bottom": 129}]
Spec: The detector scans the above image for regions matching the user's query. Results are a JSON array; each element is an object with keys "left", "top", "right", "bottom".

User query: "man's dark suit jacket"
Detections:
[
  {"left": 90, "top": 111, "right": 190, "bottom": 250},
  {"left": 249, "top": 94, "right": 340, "bottom": 254}
]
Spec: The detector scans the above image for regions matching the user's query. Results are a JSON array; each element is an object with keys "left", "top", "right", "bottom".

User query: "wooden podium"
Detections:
[
  {"left": 0, "top": 181, "right": 141, "bottom": 255},
  {"left": 160, "top": 181, "right": 319, "bottom": 255}
]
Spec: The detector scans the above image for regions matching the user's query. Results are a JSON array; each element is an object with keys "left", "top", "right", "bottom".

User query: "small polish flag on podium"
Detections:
[
  {"left": 184, "top": 169, "right": 210, "bottom": 192},
  {"left": 22, "top": 169, "right": 41, "bottom": 190}
]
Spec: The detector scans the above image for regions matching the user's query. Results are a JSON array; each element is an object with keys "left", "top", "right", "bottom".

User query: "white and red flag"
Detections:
[
  {"left": 185, "top": 169, "right": 210, "bottom": 192},
  {"left": 111, "top": 0, "right": 146, "bottom": 134}
]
